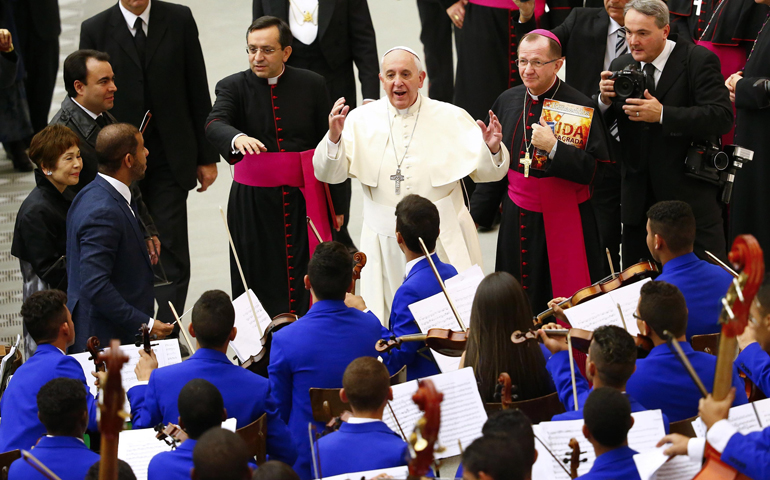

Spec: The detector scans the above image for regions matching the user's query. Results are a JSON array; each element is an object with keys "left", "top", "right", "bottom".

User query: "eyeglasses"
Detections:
[
  {"left": 632, "top": 312, "right": 643, "bottom": 321},
  {"left": 515, "top": 58, "right": 559, "bottom": 69},
  {"left": 246, "top": 46, "right": 279, "bottom": 56}
]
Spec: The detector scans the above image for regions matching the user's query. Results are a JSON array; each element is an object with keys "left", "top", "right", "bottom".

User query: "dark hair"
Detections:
[
  {"left": 519, "top": 33, "right": 563, "bottom": 59},
  {"left": 463, "top": 435, "right": 528, "bottom": 480},
  {"left": 192, "top": 290, "right": 235, "bottom": 348},
  {"left": 86, "top": 460, "right": 137, "bottom": 480},
  {"left": 646, "top": 201, "right": 696, "bottom": 254},
  {"left": 193, "top": 428, "right": 251, "bottom": 480},
  {"left": 307, "top": 242, "right": 352, "bottom": 301},
  {"left": 63, "top": 49, "right": 111, "bottom": 98},
  {"left": 28, "top": 125, "right": 80, "bottom": 171},
  {"left": 342, "top": 357, "right": 390, "bottom": 412},
  {"left": 583, "top": 387, "right": 633, "bottom": 448},
  {"left": 179, "top": 379, "right": 225, "bottom": 439},
  {"left": 589, "top": 326, "right": 637, "bottom": 388},
  {"left": 639, "top": 281, "right": 688, "bottom": 338},
  {"left": 482, "top": 410, "right": 535, "bottom": 466},
  {"left": 252, "top": 461, "right": 300, "bottom": 480},
  {"left": 465, "top": 272, "right": 552, "bottom": 401},
  {"left": 95, "top": 123, "right": 139, "bottom": 174},
  {"left": 37, "top": 378, "right": 88, "bottom": 436},
  {"left": 247, "top": 16, "right": 293, "bottom": 49},
  {"left": 395, "top": 195, "right": 440, "bottom": 254},
  {"left": 20, "top": 290, "right": 68, "bottom": 344},
  {"left": 757, "top": 276, "right": 770, "bottom": 317}
]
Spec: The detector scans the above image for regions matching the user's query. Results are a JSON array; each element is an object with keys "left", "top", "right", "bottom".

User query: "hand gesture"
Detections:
[
  {"left": 135, "top": 348, "right": 159, "bottom": 382},
  {"left": 234, "top": 135, "right": 267, "bottom": 155},
  {"left": 446, "top": 0, "right": 467, "bottom": 28},
  {"left": 547, "top": 297, "right": 569, "bottom": 323},
  {"left": 329, "top": 97, "right": 350, "bottom": 144},
  {"left": 513, "top": 0, "right": 535, "bottom": 23},
  {"left": 344, "top": 292, "right": 367, "bottom": 312},
  {"left": 725, "top": 71, "right": 743, "bottom": 103},
  {"left": 599, "top": 71, "right": 616, "bottom": 105},
  {"left": 656, "top": 433, "right": 691, "bottom": 457},
  {"left": 152, "top": 321, "right": 175, "bottom": 340},
  {"left": 531, "top": 118, "right": 557, "bottom": 153},
  {"left": 699, "top": 388, "right": 735, "bottom": 430},
  {"left": 537, "top": 324, "right": 570, "bottom": 355},
  {"left": 146, "top": 235, "right": 160, "bottom": 265},
  {"left": 623, "top": 90, "right": 662, "bottom": 123},
  {"left": 477, "top": 110, "right": 503, "bottom": 154},
  {"left": 0, "top": 29, "right": 12, "bottom": 53}
]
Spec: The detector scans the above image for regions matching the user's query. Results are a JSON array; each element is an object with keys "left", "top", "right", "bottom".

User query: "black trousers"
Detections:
[
  {"left": 593, "top": 161, "right": 622, "bottom": 272},
  {"left": 417, "top": 0, "right": 461, "bottom": 103}
]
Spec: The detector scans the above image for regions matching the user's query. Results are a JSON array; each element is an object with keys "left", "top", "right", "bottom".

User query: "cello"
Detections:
[
  {"left": 97, "top": 340, "right": 130, "bottom": 480},
  {"left": 407, "top": 379, "right": 444, "bottom": 479},
  {"left": 86, "top": 337, "right": 105, "bottom": 373}
]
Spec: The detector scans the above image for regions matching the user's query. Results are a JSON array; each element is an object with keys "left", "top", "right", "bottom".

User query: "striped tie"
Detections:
[{"left": 615, "top": 27, "right": 627, "bottom": 58}]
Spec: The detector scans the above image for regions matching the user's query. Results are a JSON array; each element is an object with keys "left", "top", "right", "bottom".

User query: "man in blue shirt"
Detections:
[
  {"left": 8, "top": 378, "right": 99, "bottom": 480},
  {"left": 148, "top": 379, "right": 227, "bottom": 480},
  {"left": 268, "top": 242, "right": 383, "bottom": 480},
  {"left": 578, "top": 388, "right": 641, "bottom": 480},
  {"left": 318, "top": 357, "right": 408, "bottom": 477},
  {"left": 625, "top": 281, "right": 747, "bottom": 422},
  {"left": 126, "top": 290, "right": 295, "bottom": 465},
  {"left": 461, "top": 435, "right": 530, "bottom": 480},
  {"left": 191, "top": 428, "right": 252, "bottom": 480},
  {"left": 645, "top": 200, "right": 734, "bottom": 339},
  {"left": 735, "top": 277, "right": 770, "bottom": 396},
  {"left": 0, "top": 290, "right": 97, "bottom": 453}
]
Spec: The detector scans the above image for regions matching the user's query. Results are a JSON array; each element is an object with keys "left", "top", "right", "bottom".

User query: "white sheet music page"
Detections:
[
  {"left": 381, "top": 367, "right": 487, "bottom": 459},
  {"left": 118, "top": 427, "right": 173, "bottom": 480},
  {"left": 408, "top": 265, "right": 484, "bottom": 333},
  {"left": 431, "top": 351, "right": 462, "bottom": 374},
  {"left": 691, "top": 402, "right": 763, "bottom": 438},
  {"left": 633, "top": 445, "right": 700, "bottom": 480},
  {"left": 752, "top": 397, "right": 770, "bottom": 427},
  {"left": 319, "top": 465, "right": 409, "bottom": 480},
  {"left": 230, "top": 289, "right": 273, "bottom": 362},
  {"left": 562, "top": 278, "right": 650, "bottom": 336}
]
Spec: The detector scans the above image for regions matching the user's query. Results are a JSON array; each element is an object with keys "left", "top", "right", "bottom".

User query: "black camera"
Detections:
[
  {"left": 684, "top": 142, "right": 754, "bottom": 204},
  {"left": 609, "top": 64, "right": 647, "bottom": 102}
]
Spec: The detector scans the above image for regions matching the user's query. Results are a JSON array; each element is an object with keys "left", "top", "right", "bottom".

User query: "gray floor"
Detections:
[{"left": 0, "top": 0, "right": 500, "bottom": 344}]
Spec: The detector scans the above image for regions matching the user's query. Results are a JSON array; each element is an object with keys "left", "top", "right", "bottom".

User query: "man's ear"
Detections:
[
  {"left": 396, "top": 232, "right": 404, "bottom": 245},
  {"left": 641, "top": 321, "right": 651, "bottom": 337},
  {"left": 190, "top": 468, "right": 197, "bottom": 480},
  {"left": 629, "top": 416, "right": 635, "bottom": 430},
  {"left": 73, "top": 80, "right": 86, "bottom": 97},
  {"left": 339, "top": 388, "right": 349, "bottom": 404},
  {"left": 532, "top": 448, "right": 538, "bottom": 466},
  {"left": 388, "top": 387, "right": 393, "bottom": 401},
  {"left": 304, "top": 275, "right": 311, "bottom": 291},
  {"left": 189, "top": 323, "right": 196, "bottom": 338},
  {"left": 222, "top": 407, "right": 228, "bottom": 422},
  {"left": 582, "top": 424, "right": 591, "bottom": 441},
  {"left": 123, "top": 152, "right": 134, "bottom": 170},
  {"left": 654, "top": 233, "right": 664, "bottom": 251},
  {"left": 587, "top": 360, "right": 597, "bottom": 379},
  {"left": 60, "top": 320, "right": 72, "bottom": 340},
  {"left": 179, "top": 416, "right": 186, "bottom": 431},
  {"left": 230, "top": 326, "right": 237, "bottom": 341}
]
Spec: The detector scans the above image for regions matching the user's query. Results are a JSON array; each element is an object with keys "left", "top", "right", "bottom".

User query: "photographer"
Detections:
[{"left": 598, "top": 0, "right": 733, "bottom": 265}]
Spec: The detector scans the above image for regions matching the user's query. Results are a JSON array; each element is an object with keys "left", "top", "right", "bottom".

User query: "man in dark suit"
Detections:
[
  {"left": 252, "top": 0, "right": 379, "bottom": 251},
  {"left": 598, "top": 0, "right": 733, "bottom": 265},
  {"left": 417, "top": 0, "right": 463, "bottom": 103},
  {"left": 66, "top": 123, "right": 173, "bottom": 351},
  {"left": 79, "top": 0, "right": 219, "bottom": 325}
]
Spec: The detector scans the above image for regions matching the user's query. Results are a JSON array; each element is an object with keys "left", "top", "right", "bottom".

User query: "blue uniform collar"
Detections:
[
  {"left": 662, "top": 252, "right": 699, "bottom": 273},
  {"left": 405, "top": 253, "right": 440, "bottom": 282},
  {"left": 307, "top": 299, "right": 349, "bottom": 313},
  {"left": 34, "top": 343, "right": 65, "bottom": 356},
  {"left": 177, "top": 438, "right": 197, "bottom": 452},
  {"left": 590, "top": 445, "right": 638, "bottom": 471},
  {"left": 189, "top": 348, "right": 232, "bottom": 364},
  {"left": 646, "top": 341, "right": 694, "bottom": 358},
  {"left": 339, "top": 421, "right": 400, "bottom": 436},
  {"left": 36, "top": 435, "right": 88, "bottom": 449}
]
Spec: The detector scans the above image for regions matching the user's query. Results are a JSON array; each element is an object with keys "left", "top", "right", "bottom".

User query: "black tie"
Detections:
[
  {"left": 643, "top": 63, "right": 656, "bottom": 96},
  {"left": 133, "top": 17, "right": 146, "bottom": 64},
  {"left": 95, "top": 115, "right": 107, "bottom": 129}
]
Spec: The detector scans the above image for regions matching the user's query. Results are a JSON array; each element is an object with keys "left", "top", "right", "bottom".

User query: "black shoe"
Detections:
[{"left": 6, "top": 141, "right": 33, "bottom": 172}]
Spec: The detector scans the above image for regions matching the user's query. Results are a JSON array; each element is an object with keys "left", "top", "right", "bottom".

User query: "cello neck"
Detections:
[{"left": 713, "top": 335, "right": 738, "bottom": 400}]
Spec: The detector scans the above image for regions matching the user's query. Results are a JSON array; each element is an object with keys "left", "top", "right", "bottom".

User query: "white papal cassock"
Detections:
[{"left": 313, "top": 94, "right": 510, "bottom": 323}]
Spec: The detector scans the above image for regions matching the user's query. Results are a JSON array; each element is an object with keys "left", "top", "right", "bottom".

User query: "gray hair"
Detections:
[
  {"left": 624, "top": 0, "right": 670, "bottom": 29},
  {"left": 380, "top": 47, "right": 424, "bottom": 74}
]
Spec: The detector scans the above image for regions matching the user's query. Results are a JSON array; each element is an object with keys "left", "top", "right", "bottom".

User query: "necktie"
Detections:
[
  {"left": 643, "top": 63, "right": 656, "bottom": 96},
  {"left": 133, "top": 17, "right": 146, "bottom": 64},
  {"left": 95, "top": 115, "right": 107, "bottom": 129},
  {"left": 615, "top": 27, "right": 628, "bottom": 58}
]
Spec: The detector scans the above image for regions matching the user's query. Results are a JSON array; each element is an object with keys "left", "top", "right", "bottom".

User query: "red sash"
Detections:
[
  {"left": 233, "top": 150, "right": 332, "bottom": 258},
  {"left": 696, "top": 41, "right": 745, "bottom": 145},
  {"left": 507, "top": 170, "right": 592, "bottom": 298},
  {"left": 468, "top": 0, "right": 546, "bottom": 17}
]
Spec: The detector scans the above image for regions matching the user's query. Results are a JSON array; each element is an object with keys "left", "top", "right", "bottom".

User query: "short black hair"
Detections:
[
  {"left": 21, "top": 290, "right": 68, "bottom": 344},
  {"left": 342, "top": 357, "right": 390, "bottom": 412},
  {"left": 37, "top": 378, "right": 88, "bottom": 436},
  {"left": 395, "top": 194, "right": 440, "bottom": 254},
  {"left": 251, "top": 461, "right": 299, "bottom": 480},
  {"left": 63, "top": 49, "right": 111, "bottom": 98},
  {"left": 463, "top": 435, "right": 528, "bottom": 480},
  {"left": 95, "top": 123, "right": 139, "bottom": 175},
  {"left": 589, "top": 326, "right": 637, "bottom": 388},
  {"left": 192, "top": 290, "right": 235, "bottom": 348},
  {"left": 247, "top": 16, "right": 293, "bottom": 49},
  {"left": 583, "top": 387, "right": 633, "bottom": 448},
  {"left": 179, "top": 379, "right": 225, "bottom": 440},
  {"left": 481, "top": 410, "right": 535, "bottom": 466},
  {"left": 193, "top": 428, "right": 251, "bottom": 480},
  {"left": 639, "top": 281, "right": 688, "bottom": 338},
  {"left": 86, "top": 460, "right": 137, "bottom": 480},
  {"left": 307, "top": 242, "right": 352, "bottom": 301},
  {"left": 647, "top": 201, "right": 696, "bottom": 254}
]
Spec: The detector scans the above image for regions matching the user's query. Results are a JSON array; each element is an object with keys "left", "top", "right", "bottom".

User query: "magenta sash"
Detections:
[
  {"left": 469, "top": 0, "right": 546, "bottom": 17},
  {"left": 233, "top": 150, "right": 332, "bottom": 258},
  {"left": 696, "top": 41, "right": 745, "bottom": 144},
  {"left": 507, "top": 170, "right": 592, "bottom": 298}
]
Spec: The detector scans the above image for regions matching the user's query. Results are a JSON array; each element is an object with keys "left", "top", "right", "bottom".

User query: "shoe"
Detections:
[{"left": 7, "top": 141, "right": 33, "bottom": 172}]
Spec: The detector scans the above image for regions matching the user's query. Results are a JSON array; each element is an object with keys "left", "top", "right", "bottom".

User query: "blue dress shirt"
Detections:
[
  {"left": 577, "top": 446, "right": 641, "bottom": 480},
  {"left": 7, "top": 436, "right": 99, "bottom": 480},
  {"left": 148, "top": 438, "right": 196, "bottom": 480},
  {"left": 317, "top": 421, "right": 408, "bottom": 477}
]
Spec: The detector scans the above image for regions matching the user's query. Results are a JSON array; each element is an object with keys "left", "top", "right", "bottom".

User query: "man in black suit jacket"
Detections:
[
  {"left": 417, "top": 0, "right": 463, "bottom": 103},
  {"left": 79, "top": 0, "right": 219, "bottom": 325},
  {"left": 599, "top": 0, "right": 732, "bottom": 265}
]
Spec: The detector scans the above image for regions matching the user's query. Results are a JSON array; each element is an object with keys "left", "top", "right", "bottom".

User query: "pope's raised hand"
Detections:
[
  {"left": 329, "top": 97, "right": 350, "bottom": 144},
  {"left": 477, "top": 110, "right": 502, "bottom": 154}
]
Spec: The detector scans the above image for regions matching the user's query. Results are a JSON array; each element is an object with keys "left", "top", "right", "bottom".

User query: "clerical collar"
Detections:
[
  {"left": 389, "top": 94, "right": 422, "bottom": 117},
  {"left": 527, "top": 77, "right": 559, "bottom": 101},
  {"left": 268, "top": 64, "right": 286, "bottom": 85}
]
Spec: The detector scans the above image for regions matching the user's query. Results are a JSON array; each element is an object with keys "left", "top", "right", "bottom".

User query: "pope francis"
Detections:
[{"left": 313, "top": 46, "right": 510, "bottom": 322}]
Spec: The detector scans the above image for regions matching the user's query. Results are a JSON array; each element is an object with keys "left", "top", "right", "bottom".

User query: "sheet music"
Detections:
[
  {"left": 320, "top": 465, "right": 409, "bottom": 480},
  {"left": 431, "top": 351, "right": 462, "bottom": 374},
  {"left": 408, "top": 265, "right": 484, "bottom": 333},
  {"left": 562, "top": 279, "right": 650, "bottom": 336},
  {"left": 230, "top": 289, "right": 273, "bottom": 362},
  {"left": 381, "top": 367, "right": 487, "bottom": 459},
  {"left": 751, "top": 397, "right": 770, "bottom": 427},
  {"left": 691, "top": 402, "right": 763, "bottom": 438},
  {"left": 633, "top": 446, "right": 700, "bottom": 480},
  {"left": 532, "top": 426, "right": 558, "bottom": 480},
  {"left": 0, "top": 334, "right": 19, "bottom": 388},
  {"left": 118, "top": 427, "right": 173, "bottom": 480}
]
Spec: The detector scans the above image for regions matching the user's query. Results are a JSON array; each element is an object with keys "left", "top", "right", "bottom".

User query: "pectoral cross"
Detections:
[
  {"left": 390, "top": 168, "right": 405, "bottom": 195},
  {"left": 520, "top": 151, "right": 532, "bottom": 178},
  {"left": 303, "top": 11, "right": 313, "bottom": 22},
  {"left": 693, "top": 0, "right": 703, "bottom": 16}
]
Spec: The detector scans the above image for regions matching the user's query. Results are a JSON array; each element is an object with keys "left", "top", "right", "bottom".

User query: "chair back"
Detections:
[
  {"left": 236, "top": 413, "right": 267, "bottom": 465},
  {"left": 309, "top": 388, "right": 350, "bottom": 424},
  {"left": 485, "top": 392, "right": 566, "bottom": 424},
  {"left": 0, "top": 450, "right": 20, "bottom": 480},
  {"left": 390, "top": 366, "right": 407, "bottom": 385},
  {"left": 669, "top": 416, "right": 697, "bottom": 438},
  {"left": 691, "top": 333, "right": 720, "bottom": 355}
]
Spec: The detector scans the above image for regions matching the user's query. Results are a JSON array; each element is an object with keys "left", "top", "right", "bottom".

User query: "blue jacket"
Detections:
[
  {"left": 577, "top": 446, "right": 641, "bottom": 480},
  {"left": 734, "top": 342, "right": 770, "bottom": 397},
  {"left": 267, "top": 299, "right": 383, "bottom": 480},
  {"left": 0, "top": 344, "right": 97, "bottom": 452},
  {"left": 66, "top": 175, "right": 154, "bottom": 351},
  {"left": 148, "top": 438, "right": 196, "bottom": 480},
  {"left": 721, "top": 425, "right": 770, "bottom": 480},
  {"left": 626, "top": 343, "right": 747, "bottom": 422},
  {"left": 381, "top": 255, "right": 457, "bottom": 380},
  {"left": 126, "top": 348, "right": 296, "bottom": 465},
  {"left": 317, "top": 421, "right": 408, "bottom": 477},
  {"left": 7, "top": 436, "right": 99, "bottom": 480},
  {"left": 656, "top": 253, "right": 734, "bottom": 340}
]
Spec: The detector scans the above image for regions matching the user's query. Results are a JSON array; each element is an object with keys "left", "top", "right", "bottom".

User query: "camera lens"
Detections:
[
  {"left": 712, "top": 151, "right": 730, "bottom": 171},
  {"left": 614, "top": 76, "right": 634, "bottom": 97}
]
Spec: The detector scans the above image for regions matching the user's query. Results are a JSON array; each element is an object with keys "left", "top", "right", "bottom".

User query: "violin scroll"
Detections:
[
  {"left": 408, "top": 379, "right": 444, "bottom": 479},
  {"left": 85, "top": 336, "right": 105, "bottom": 373}
]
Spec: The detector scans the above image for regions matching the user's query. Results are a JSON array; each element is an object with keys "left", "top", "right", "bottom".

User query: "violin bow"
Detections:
[
  {"left": 417, "top": 237, "right": 466, "bottom": 332},
  {"left": 21, "top": 450, "right": 63, "bottom": 480},
  {"left": 219, "top": 206, "right": 263, "bottom": 337},
  {"left": 616, "top": 304, "right": 628, "bottom": 331},
  {"left": 169, "top": 301, "right": 197, "bottom": 355},
  {"left": 606, "top": 248, "right": 616, "bottom": 279},
  {"left": 386, "top": 401, "right": 408, "bottom": 442},
  {"left": 308, "top": 423, "right": 323, "bottom": 480},
  {"left": 306, "top": 216, "right": 323, "bottom": 243},
  {"left": 567, "top": 331, "right": 579, "bottom": 411},
  {"left": 663, "top": 330, "right": 709, "bottom": 398},
  {"left": 705, "top": 250, "right": 740, "bottom": 278},
  {"left": 533, "top": 435, "right": 573, "bottom": 478}
]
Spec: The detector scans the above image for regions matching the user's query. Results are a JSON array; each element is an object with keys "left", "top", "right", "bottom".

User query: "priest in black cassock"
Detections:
[
  {"left": 470, "top": 31, "right": 610, "bottom": 313},
  {"left": 205, "top": 17, "right": 334, "bottom": 317}
]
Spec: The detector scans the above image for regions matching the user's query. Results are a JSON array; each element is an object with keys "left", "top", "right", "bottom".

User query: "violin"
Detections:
[
  {"left": 494, "top": 373, "right": 519, "bottom": 409},
  {"left": 407, "top": 379, "right": 444, "bottom": 479},
  {"left": 86, "top": 337, "right": 105, "bottom": 373},
  {"left": 134, "top": 324, "right": 153, "bottom": 354},
  {"left": 511, "top": 327, "right": 594, "bottom": 353},
  {"left": 567, "top": 438, "right": 584, "bottom": 479},
  {"left": 241, "top": 313, "right": 298, "bottom": 378},
  {"left": 376, "top": 329, "right": 468, "bottom": 357},
  {"left": 97, "top": 340, "right": 130, "bottom": 480},
  {"left": 534, "top": 260, "right": 659, "bottom": 326},
  {"left": 348, "top": 252, "right": 367, "bottom": 294},
  {"left": 154, "top": 422, "right": 189, "bottom": 449}
]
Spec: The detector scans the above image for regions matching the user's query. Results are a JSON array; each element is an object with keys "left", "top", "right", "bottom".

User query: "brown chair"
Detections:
[
  {"left": 236, "top": 413, "right": 267, "bottom": 465},
  {"left": 309, "top": 388, "right": 350, "bottom": 424},
  {"left": 692, "top": 333, "right": 720, "bottom": 356},
  {"left": 484, "top": 392, "right": 566, "bottom": 424},
  {"left": 0, "top": 450, "right": 20, "bottom": 480},
  {"left": 669, "top": 416, "right": 698, "bottom": 438}
]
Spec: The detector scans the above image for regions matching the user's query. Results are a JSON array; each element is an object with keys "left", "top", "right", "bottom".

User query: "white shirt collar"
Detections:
[
  {"left": 98, "top": 172, "right": 132, "bottom": 205},
  {"left": 390, "top": 94, "right": 422, "bottom": 117},
  {"left": 404, "top": 254, "right": 427, "bottom": 278},
  {"left": 528, "top": 77, "right": 559, "bottom": 101},
  {"left": 346, "top": 417, "right": 382, "bottom": 424},
  {"left": 642, "top": 39, "right": 676, "bottom": 75},
  {"left": 71, "top": 98, "right": 100, "bottom": 120},
  {"left": 55, "top": 346, "right": 65, "bottom": 355},
  {"left": 267, "top": 64, "right": 286, "bottom": 85},
  {"left": 608, "top": 17, "right": 623, "bottom": 36},
  {"left": 45, "top": 435, "right": 86, "bottom": 444},
  {"left": 119, "top": 0, "right": 151, "bottom": 33}
]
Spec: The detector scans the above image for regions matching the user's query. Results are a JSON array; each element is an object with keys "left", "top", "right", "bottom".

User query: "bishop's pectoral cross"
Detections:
[
  {"left": 693, "top": 0, "right": 703, "bottom": 16},
  {"left": 390, "top": 168, "right": 405, "bottom": 195},
  {"left": 303, "top": 11, "right": 313, "bottom": 22},
  {"left": 520, "top": 151, "right": 532, "bottom": 178}
]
